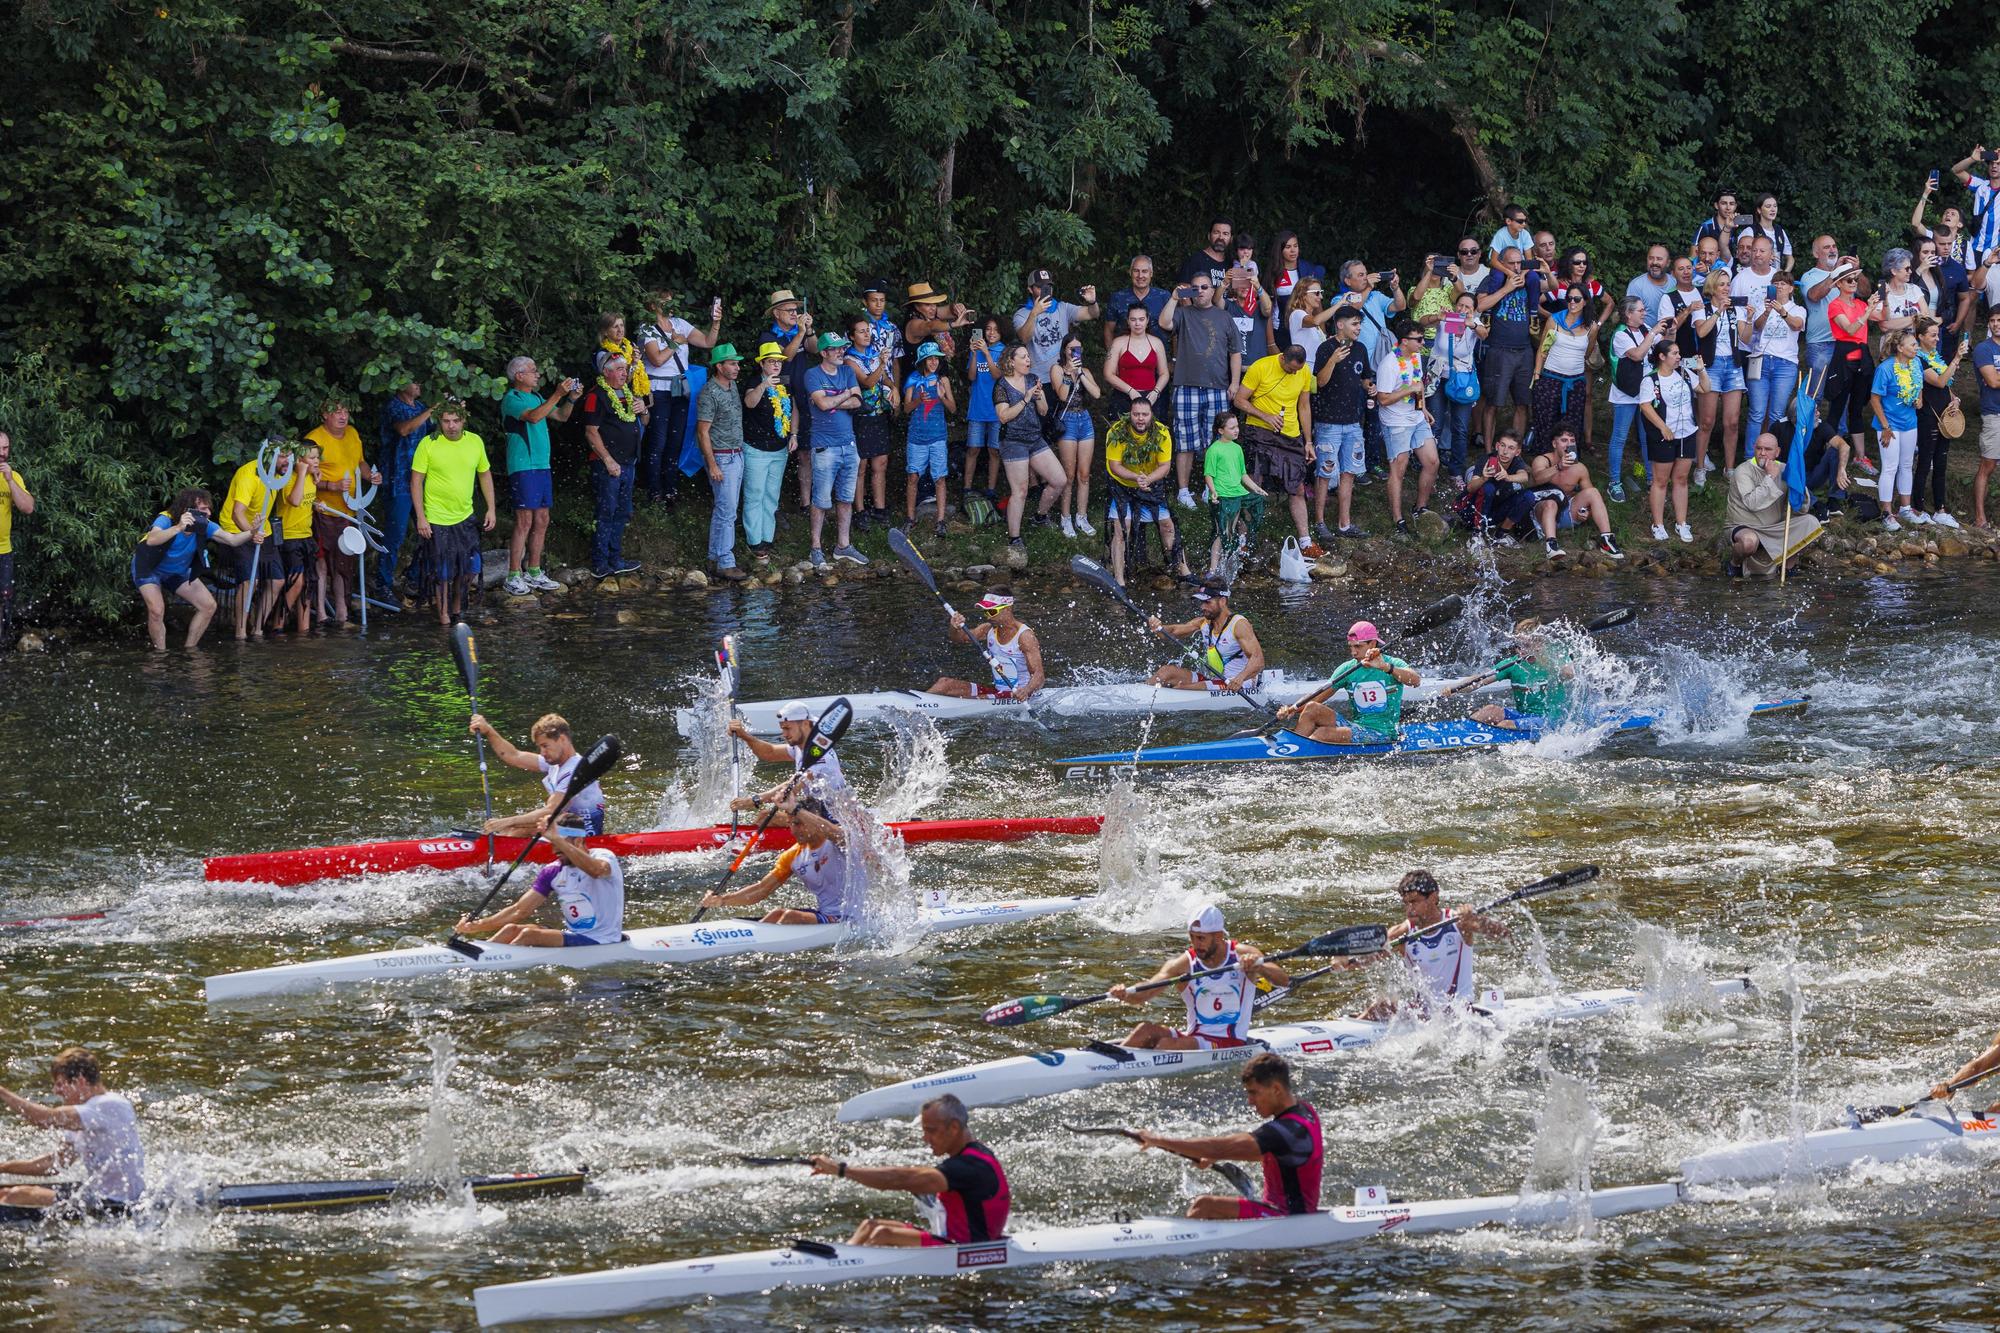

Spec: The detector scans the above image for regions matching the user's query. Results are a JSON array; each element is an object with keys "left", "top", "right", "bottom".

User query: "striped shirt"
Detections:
[{"left": 1969, "top": 179, "right": 2000, "bottom": 257}]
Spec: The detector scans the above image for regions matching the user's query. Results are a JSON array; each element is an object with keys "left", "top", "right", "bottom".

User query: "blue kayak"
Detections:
[{"left": 1054, "top": 697, "right": 1809, "bottom": 774}]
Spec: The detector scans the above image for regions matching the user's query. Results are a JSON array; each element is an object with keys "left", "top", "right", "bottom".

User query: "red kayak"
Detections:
[{"left": 203, "top": 816, "right": 1105, "bottom": 887}]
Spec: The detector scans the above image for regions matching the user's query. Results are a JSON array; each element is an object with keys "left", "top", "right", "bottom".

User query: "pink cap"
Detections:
[{"left": 1347, "top": 620, "right": 1380, "bottom": 642}]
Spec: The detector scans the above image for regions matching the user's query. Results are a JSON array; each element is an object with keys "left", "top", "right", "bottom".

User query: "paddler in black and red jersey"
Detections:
[
  {"left": 1136, "top": 1052, "right": 1324, "bottom": 1220},
  {"left": 927, "top": 586, "right": 1046, "bottom": 701},
  {"left": 1108, "top": 904, "right": 1291, "bottom": 1051},
  {"left": 1145, "top": 583, "right": 1266, "bottom": 693},
  {"left": 806, "top": 1093, "right": 1008, "bottom": 1247}
]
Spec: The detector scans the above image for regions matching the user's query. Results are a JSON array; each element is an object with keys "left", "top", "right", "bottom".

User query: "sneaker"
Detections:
[
  {"left": 613, "top": 559, "right": 642, "bottom": 575},
  {"left": 1075, "top": 515, "right": 1097, "bottom": 537},
  {"left": 1369, "top": 463, "right": 1389, "bottom": 480},
  {"left": 1856, "top": 457, "right": 1879, "bottom": 478},
  {"left": 1008, "top": 536, "right": 1026, "bottom": 551},
  {"left": 1674, "top": 523, "right": 1694, "bottom": 544},
  {"left": 503, "top": 574, "right": 532, "bottom": 596},
  {"left": 1544, "top": 538, "right": 1566, "bottom": 560},
  {"left": 1314, "top": 522, "right": 1337, "bottom": 543},
  {"left": 527, "top": 571, "right": 563, "bottom": 592},
  {"left": 1598, "top": 532, "right": 1625, "bottom": 560},
  {"left": 1412, "top": 506, "right": 1431, "bottom": 519},
  {"left": 1608, "top": 481, "right": 1627, "bottom": 503},
  {"left": 1336, "top": 525, "right": 1368, "bottom": 539},
  {"left": 1690, "top": 468, "right": 1708, "bottom": 492},
  {"left": 1881, "top": 514, "right": 1902, "bottom": 533},
  {"left": 1060, "top": 515, "right": 1076, "bottom": 538},
  {"left": 809, "top": 547, "right": 829, "bottom": 570},
  {"left": 1301, "top": 543, "right": 1326, "bottom": 559},
  {"left": 752, "top": 549, "right": 772, "bottom": 568},
  {"left": 591, "top": 565, "right": 614, "bottom": 580},
  {"left": 935, "top": 522, "right": 949, "bottom": 541},
  {"left": 1649, "top": 524, "right": 1669, "bottom": 542},
  {"left": 832, "top": 545, "right": 870, "bottom": 566},
  {"left": 1395, "top": 519, "right": 1411, "bottom": 536},
  {"left": 1902, "top": 507, "right": 1930, "bottom": 525},
  {"left": 1495, "top": 533, "right": 1518, "bottom": 547},
  {"left": 1933, "top": 511, "right": 1961, "bottom": 530},
  {"left": 1176, "top": 488, "right": 1197, "bottom": 510}
]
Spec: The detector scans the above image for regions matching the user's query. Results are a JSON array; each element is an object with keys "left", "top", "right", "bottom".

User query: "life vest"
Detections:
[{"left": 1259, "top": 1102, "right": 1325, "bottom": 1215}]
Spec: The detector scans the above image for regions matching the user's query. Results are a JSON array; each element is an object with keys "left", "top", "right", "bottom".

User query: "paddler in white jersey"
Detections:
[
  {"left": 0, "top": 1047, "right": 146, "bottom": 1216},
  {"left": 729, "top": 701, "right": 850, "bottom": 828},
  {"left": 699, "top": 798, "right": 863, "bottom": 924},
  {"left": 1146, "top": 583, "right": 1266, "bottom": 693},
  {"left": 927, "top": 587, "right": 1046, "bottom": 701},
  {"left": 453, "top": 827, "right": 625, "bottom": 947},
  {"left": 1109, "top": 904, "right": 1291, "bottom": 1050},
  {"left": 469, "top": 712, "right": 610, "bottom": 837},
  {"left": 1345, "top": 870, "right": 1510, "bottom": 1020}
]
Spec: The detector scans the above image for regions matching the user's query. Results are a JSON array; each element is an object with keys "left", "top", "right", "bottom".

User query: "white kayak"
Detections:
[
  {"left": 839, "top": 978, "right": 1752, "bottom": 1121},
  {"left": 471, "top": 1179, "right": 1682, "bottom": 1323},
  {"left": 1681, "top": 1108, "right": 2000, "bottom": 1186},
  {"left": 675, "top": 670, "right": 1500, "bottom": 735},
  {"left": 205, "top": 896, "right": 1096, "bottom": 1003}
]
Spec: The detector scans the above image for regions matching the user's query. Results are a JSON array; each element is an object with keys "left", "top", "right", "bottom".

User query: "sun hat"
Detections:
[
  {"left": 767, "top": 289, "right": 800, "bottom": 310},
  {"left": 710, "top": 343, "right": 743, "bottom": 364},
  {"left": 756, "top": 341, "right": 785, "bottom": 362},
  {"left": 905, "top": 281, "right": 949, "bottom": 306}
]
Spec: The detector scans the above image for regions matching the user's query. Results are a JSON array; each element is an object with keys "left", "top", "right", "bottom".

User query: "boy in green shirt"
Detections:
[
  {"left": 1202, "top": 409, "right": 1269, "bottom": 577},
  {"left": 410, "top": 401, "right": 495, "bottom": 625}
]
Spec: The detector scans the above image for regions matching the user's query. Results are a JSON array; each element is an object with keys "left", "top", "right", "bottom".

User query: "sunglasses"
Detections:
[
  {"left": 1306, "top": 288, "right": 1325, "bottom": 297},
  {"left": 1192, "top": 283, "right": 1212, "bottom": 291},
  {"left": 1458, "top": 247, "right": 1480, "bottom": 255}
]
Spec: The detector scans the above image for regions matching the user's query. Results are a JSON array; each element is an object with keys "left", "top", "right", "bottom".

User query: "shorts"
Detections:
[
  {"left": 1236, "top": 1198, "right": 1289, "bottom": 1220},
  {"left": 1647, "top": 433, "right": 1698, "bottom": 465},
  {"left": 1213, "top": 492, "right": 1266, "bottom": 537},
  {"left": 965, "top": 420, "right": 1001, "bottom": 450},
  {"left": 1706, "top": 357, "right": 1747, "bottom": 393},
  {"left": 1383, "top": 420, "right": 1435, "bottom": 460},
  {"left": 562, "top": 930, "right": 614, "bottom": 948},
  {"left": 1481, "top": 344, "right": 1534, "bottom": 406},
  {"left": 811, "top": 442, "right": 860, "bottom": 508},
  {"left": 279, "top": 536, "right": 315, "bottom": 579},
  {"left": 1245, "top": 426, "right": 1309, "bottom": 496},
  {"left": 1312, "top": 421, "right": 1364, "bottom": 479},
  {"left": 998, "top": 437, "right": 1048, "bottom": 464},
  {"left": 810, "top": 909, "right": 843, "bottom": 924},
  {"left": 1062, "top": 412, "right": 1094, "bottom": 443},
  {"left": 230, "top": 540, "right": 282, "bottom": 583},
  {"left": 427, "top": 516, "right": 480, "bottom": 583},
  {"left": 312, "top": 510, "right": 358, "bottom": 577},
  {"left": 131, "top": 563, "right": 190, "bottom": 594},
  {"left": 1171, "top": 1031, "right": 1250, "bottom": 1050},
  {"left": 855, "top": 414, "right": 892, "bottom": 462},
  {"left": 1981, "top": 415, "right": 2000, "bottom": 462},
  {"left": 1107, "top": 486, "right": 1167, "bottom": 524},
  {"left": 906, "top": 436, "right": 949, "bottom": 479},
  {"left": 511, "top": 468, "right": 553, "bottom": 511}
]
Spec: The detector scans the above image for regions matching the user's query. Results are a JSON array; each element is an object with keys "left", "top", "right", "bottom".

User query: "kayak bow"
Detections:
[{"left": 0, "top": 1169, "right": 587, "bottom": 1227}]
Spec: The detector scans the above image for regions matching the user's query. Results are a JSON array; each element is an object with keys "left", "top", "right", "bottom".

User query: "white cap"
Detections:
[
  {"left": 1187, "top": 904, "right": 1225, "bottom": 934},
  {"left": 776, "top": 702, "right": 814, "bottom": 723}
]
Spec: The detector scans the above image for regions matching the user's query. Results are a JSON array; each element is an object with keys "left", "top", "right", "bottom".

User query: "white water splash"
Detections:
[
  {"left": 405, "top": 1030, "right": 464, "bottom": 1184},
  {"left": 1632, "top": 922, "right": 1728, "bottom": 1018},
  {"left": 871, "top": 711, "right": 949, "bottom": 822},
  {"left": 834, "top": 786, "right": 922, "bottom": 954},
  {"left": 653, "top": 670, "right": 739, "bottom": 828},
  {"left": 1521, "top": 1064, "right": 1604, "bottom": 1238},
  {"left": 1090, "top": 776, "right": 1188, "bottom": 932},
  {"left": 1772, "top": 940, "right": 1829, "bottom": 1209}
]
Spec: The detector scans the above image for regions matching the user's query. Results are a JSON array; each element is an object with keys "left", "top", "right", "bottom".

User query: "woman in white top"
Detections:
[
  {"left": 1639, "top": 340, "right": 1710, "bottom": 544},
  {"left": 1697, "top": 267, "right": 1748, "bottom": 474},
  {"left": 1743, "top": 272, "right": 1805, "bottom": 456},
  {"left": 1529, "top": 286, "right": 1594, "bottom": 452},
  {"left": 1426, "top": 292, "right": 1488, "bottom": 481},
  {"left": 1731, "top": 195, "right": 1794, "bottom": 272},
  {"left": 1606, "top": 296, "right": 1670, "bottom": 500},
  {"left": 1282, "top": 281, "right": 1336, "bottom": 364}
]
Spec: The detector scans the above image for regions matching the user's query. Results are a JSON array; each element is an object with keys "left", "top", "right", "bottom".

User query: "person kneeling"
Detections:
[
  {"left": 454, "top": 827, "right": 624, "bottom": 947},
  {"left": 1724, "top": 431, "right": 1823, "bottom": 577}
]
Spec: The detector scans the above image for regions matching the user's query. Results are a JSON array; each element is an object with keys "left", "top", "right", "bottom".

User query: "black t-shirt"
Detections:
[
  {"left": 934, "top": 1142, "right": 1005, "bottom": 1242},
  {"left": 580, "top": 386, "right": 645, "bottom": 465},
  {"left": 1178, "top": 250, "right": 1228, "bottom": 288},
  {"left": 1311, "top": 338, "right": 1371, "bottom": 425},
  {"left": 1480, "top": 451, "right": 1526, "bottom": 503}
]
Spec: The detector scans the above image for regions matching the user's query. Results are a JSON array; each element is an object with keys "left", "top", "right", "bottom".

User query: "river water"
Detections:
[{"left": 3, "top": 566, "right": 1998, "bottom": 1329}]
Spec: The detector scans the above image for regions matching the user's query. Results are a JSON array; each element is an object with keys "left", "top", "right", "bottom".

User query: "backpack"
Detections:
[
  {"left": 1612, "top": 327, "right": 1645, "bottom": 397},
  {"left": 1443, "top": 331, "right": 1481, "bottom": 404}
]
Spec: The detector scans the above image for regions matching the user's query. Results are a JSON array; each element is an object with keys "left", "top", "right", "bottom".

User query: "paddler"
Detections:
[
  {"left": 728, "top": 702, "right": 850, "bottom": 825},
  {"left": 1469, "top": 617, "right": 1576, "bottom": 730},
  {"left": 1344, "top": 870, "right": 1510, "bottom": 1020},
  {"left": 1145, "top": 583, "right": 1265, "bottom": 693},
  {"left": 806, "top": 1093, "right": 1009, "bottom": 1248},
  {"left": 1108, "top": 904, "right": 1291, "bottom": 1051},
  {"left": 927, "top": 587, "right": 1046, "bottom": 702},
  {"left": 1275, "top": 620, "right": 1420, "bottom": 743},
  {"left": 1135, "top": 1053, "right": 1323, "bottom": 1219},
  {"left": 0, "top": 1047, "right": 146, "bottom": 1216},
  {"left": 699, "top": 798, "right": 862, "bottom": 924},
  {"left": 1927, "top": 1034, "right": 2000, "bottom": 1115},
  {"left": 452, "top": 827, "right": 625, "bottom": 947},
  {"left": 468, "top": 712, "right": 610, "bottom": 837}
]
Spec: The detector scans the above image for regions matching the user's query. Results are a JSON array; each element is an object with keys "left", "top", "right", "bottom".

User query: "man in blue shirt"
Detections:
[
  {"left": 1475, "top": 246, "right": 1542, "bottom": 447},
  {"left": 1105, "top": 255, "right": 1171, "bottom": 346},
  {"left": 803, "top": 332, "right": 868, "bottom": 570},
  {"left": 1950, "top": 145, "right": 2000, "bottom": 259},
  {"left": 376, "top": 380, "right": 431, "bottom": 597},
  {"left": 1624, "top": 245, "right": 1674, "bottom": 324},
  {"left": 1973, "top": 309, "right": 2000, "bottom": 530}
]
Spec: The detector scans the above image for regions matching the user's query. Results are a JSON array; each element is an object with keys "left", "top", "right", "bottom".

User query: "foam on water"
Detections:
[{"left": 870, "top": 711, "right": 948, "bottom": 822}]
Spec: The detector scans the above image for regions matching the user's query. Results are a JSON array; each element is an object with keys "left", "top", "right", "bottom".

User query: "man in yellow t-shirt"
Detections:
[
  {"left": 218, "top": 444, "right": 293, "bottom": 640},
  {"left": 1232, "top": 348, "right": 1319, "bottom": 553},
  {"left": 1101, "top": 398, "right": 1181, "bottom": 585},
  {"left": 270, "top": 445, "right": 319, "bottom": 635},
  {"left": 410, "top": 401, "right": 496, "bottom": 626},
  {"left": 305, "top": 398, "right": 381, "bottom": 624},
  {"left": 0, "top": 431, "right": 33, "bottom": 642}
]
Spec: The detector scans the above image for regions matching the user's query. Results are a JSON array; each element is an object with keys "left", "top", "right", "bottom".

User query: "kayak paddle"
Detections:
[
  {"left": 1068, "top": 554, "right": 1280, "bottom": 718},
  {"left": 0, "top": 909, "right": 112, "bottom": 931},
  {"left": 737, "top": 1154, "right": 816, "bottom": 1167},
  {"left": 444, "top": 732, "right": 624, "bottom": 959},
  {"left": 982, "top": 923, "right": 1391, "bottom": 1027},
  {"left": 887, "top": 527, "right": 1014, "bottom": 689},
  {"left": 1853, "top": 1062, "right": 2000, "bottom": 1125},
  {"left": 1433, "top": 605, "right": 1638, "bottom": 700},
  {"left": 692, "top": 696, "right": 854, "bottom": 923},
  {"left": 1229, "top": 594, "right": 1468, "bottom": 740},
  {"left": 1063, "top": 1124, "right": 1257, "bottom": 1199},
  {"left": 717, "top": 635, "right": 743, "bottom": 837},
  {"left": 451, "top": 621, "right": 497, "bottom": 869}
]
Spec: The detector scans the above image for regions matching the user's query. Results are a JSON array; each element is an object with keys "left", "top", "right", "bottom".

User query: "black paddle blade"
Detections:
[
  {"left": 1294, "top": 924, "right": 1390, "bottom": 958},
  {"left": 1491, "top": 864, "right": 1599, "bottom": 909},
  {"left": 738, "top": 1154, "right": 814, "bottom": 1167},
  {"left": 886, "top": 527, "right": 940, "bottom": 593},
  {"left": 444, "top": 934, "right": 484, "bottom": 960},
  {"left": 1069, "top": 555, "right": 1145, "bottom": 616},
  {"left": 983, "top": 994, "right": 1074, "bottom": 1027},
  {"left": 1584, "top": 605, "right": 1638, "bottom": 633},
  {"left": 1398, "top": 594, "right": 1464, "bottom": 638},
  {"left": 569, "top": 734, "right": 624, "bottom": 793},
  {"left": 1849, "top": 1104, "right": 1908, "bottom": 1126},
  {"left": 1061, "top": 1123, "right": 1142, "bottom": 1141},
  {"left": 804, "top": 699, "right": 854, "bottom": 764},
  {"left": 451, "top": 622, "right": 480, "bottom": 695}
]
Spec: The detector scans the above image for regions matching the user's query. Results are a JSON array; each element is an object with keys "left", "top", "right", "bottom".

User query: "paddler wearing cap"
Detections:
[
  {"left": 1145, "top": 583, "right": 1266, "bottom": 693},
  {"left": 1276, "top": 620, "right": 1421, "bottom": 743},
  {"left": 929, "top": 586, "right": 1046, "bottom": 702},
  {"left": 1468, "top": 617, "right": 1576, "bottom": 730},
  {"left": 454, "top": 826, "right": 625, "bottom": 948},
  {"left": 729, "top": 703, "right": 850, "bottom": 826},
  {"left": 1342, "top": 870, "right": 1510, "bottom": 1020},
  {"left": 1108, "top": 904, "right": 1291, "bottom": 1051},
  {"left": 698, "top": 797, "right": 865, "bottom": 924}
]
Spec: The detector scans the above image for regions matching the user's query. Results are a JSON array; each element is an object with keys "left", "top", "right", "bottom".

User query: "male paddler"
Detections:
[
  {"left": 1276, "top": 620, "right": 1420, "bottom": 743},
  {"left": 1145, "top": 583, "right": 1266, "bottom": 693},
  {"left": 0, "top": 1047, "right": 146, "bottom": 1216},
  {"left": 699, "top": 798, "right": 863, "bottom": 924},
  {"left": 729, "top": 701, "right": 850, "bottom": 827},
  {"left": 1135, "top": 1052, "right": 1323, "bottom": 1219},
  {"left": 453, "top": 827, "right": 625, "bottom": 948},
  {"left": 805, "top": 1093, "right": 1009, "bottom": 1248},
  {"left": 928, "top": 587, "right": 1046, "bottom": 701},
  {"left": 1108, "top": 904, "right": 1290, "bottom": 1050},
  {"left": 1468, "top": 617, "right": 1576, "bottom": 730},
  {"left": 1343, "top": 869, "right": 1511, "bottom": 1020},
  {"left": 1927, "top": 1033, "right": 2000, "bottom": 1116},
  {"left": 468, "top": 712, "right": 609, "bottom": 837}
]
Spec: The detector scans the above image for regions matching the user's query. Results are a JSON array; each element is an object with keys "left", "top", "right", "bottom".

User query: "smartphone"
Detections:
[
  {"left": 1431, "top": 256, "right": 1452, "bottom": 276},
  {"left": 1374, "top": 270, "right": 1395, "bottom": 283},
  {"left": 1731, "top": 295, "right": 1749, "bottom": 308},
  {"left": 1929, "top": 169, "right": 1941, "bottom": 189}
]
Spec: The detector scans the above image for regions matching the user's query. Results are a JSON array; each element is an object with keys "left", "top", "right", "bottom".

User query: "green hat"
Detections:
[
  {"left": 816, "top": 332, "right": 852, "bottom": 352},
  {"left": 710, "top": 343, "right": 744, "bottom": 364}
]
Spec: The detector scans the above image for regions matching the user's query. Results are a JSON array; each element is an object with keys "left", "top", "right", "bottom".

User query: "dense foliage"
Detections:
[{"left": 1, "top": 0, "right": 1993, "bottom": 626}]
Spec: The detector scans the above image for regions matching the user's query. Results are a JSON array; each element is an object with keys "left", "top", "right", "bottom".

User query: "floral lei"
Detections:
[
  {"left": 1890, "top": 358, "right": 1920, "bottom": 406},
  {"left": 595, "top": 375, "right": 638, "bottom": 422}
]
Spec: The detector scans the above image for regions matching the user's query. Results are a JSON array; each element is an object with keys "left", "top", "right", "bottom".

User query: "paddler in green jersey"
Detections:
[
  {"left": 1470, "top": 617, "right": 1575, "bottom": 730},
  {"left": 1276, "top": 620, "right": 1420, "bottom": 743}
]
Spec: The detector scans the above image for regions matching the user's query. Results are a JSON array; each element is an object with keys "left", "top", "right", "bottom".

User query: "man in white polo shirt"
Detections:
[{"left": 0, "top": 1047, "right": 145, "bottom": 1216}]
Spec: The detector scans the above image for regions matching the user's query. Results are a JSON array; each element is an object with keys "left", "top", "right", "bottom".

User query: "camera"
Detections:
[
  {"left": 1430, "top": 256, "right": 1452, "bottom": 276},
  {"left": 1984, "top": 150, "right": 2000, "bottom": 164},
  {"left": 1373, "top": 270, "right": 1395, "bottom": 283}
]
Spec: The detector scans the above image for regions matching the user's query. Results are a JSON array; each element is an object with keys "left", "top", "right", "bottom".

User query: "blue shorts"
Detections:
[
  {"left": 966, "top": 420, "right": 1001, "bottom": 450},
  {"left": 1705, "top": 357, "right": 1747, "bottom": 393},
  {"left": 1312, "top": 421, "right": 1365, "bottom": 479},
  {"left": 1383, "top": 420, "right": 1435, "bottom": 461},
  {"left": 812, "top": 442, "right": 860, "bottom": 508},
  {"left": 812, "top": 909, "right": 843, "bottom": 924},
  {"left": 511, "top": 468, "right": 553, "bottom": 511},
  {"left": 562, "top": 930, "right": 609, "bottom": 948},
  {"left": 906, "top": 436, "right": 949, "bottom": 479},
  {"left": 131, "top": 558, "right": 191, "bottom": 594},
  {"left": 1062, "top": 413, "right": 1094, "bottom": 443},
  {"left": 1106, "top": 488, "right": 1167, "bottom": 523}
]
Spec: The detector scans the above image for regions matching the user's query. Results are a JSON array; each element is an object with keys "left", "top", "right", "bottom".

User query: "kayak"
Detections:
[
  {"left": 674, "top": 671, "right": 1501, "bottom": 735},
  {"left": 471, "top": 1180, "right": 1683, "bottom": 1323},
  {"left": 0, "top": 1169, "right": 587, "bottom": 1227},
  {"left": 1053, "top": 698, "right": 1811, "bottom": 774},
  {"left": 838, "top": 977, "right": 1752, "bottom": 1121},
  {"left": 203, "top": 815, "right": 1104, "bottom": 888},
  {"left": 1680, "top": 1109, "right": 2000, "bottom": 1186},
  {"left": 205, "top": 896, "right": 1098, "bottom": 1002}
]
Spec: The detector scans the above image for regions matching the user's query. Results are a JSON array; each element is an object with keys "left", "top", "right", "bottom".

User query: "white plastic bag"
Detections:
[{"left": 1278, "top": 536, "right": 1311, "bottom": 583}]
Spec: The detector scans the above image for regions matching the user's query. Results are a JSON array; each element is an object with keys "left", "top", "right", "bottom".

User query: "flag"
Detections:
[{"left": 1784, "top": 363, "right": 1818, "bottom": 513}]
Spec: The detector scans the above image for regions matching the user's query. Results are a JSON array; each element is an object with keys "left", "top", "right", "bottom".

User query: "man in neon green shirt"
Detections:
[
  {"left": 1275, "top": 620, "right": 1421, "bottom": 743},
  {"left": 410, "top": 401, "right": 495, "bottom": 625},
  {"left": 1471, "top": 617, "right": 1575, "bottom": 729}
]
